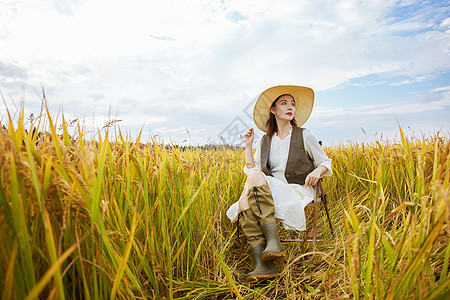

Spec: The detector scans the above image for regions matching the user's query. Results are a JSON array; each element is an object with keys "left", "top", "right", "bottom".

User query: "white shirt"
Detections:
[{"left": 250, "top": 128, "right": 332, "bottom": 181}]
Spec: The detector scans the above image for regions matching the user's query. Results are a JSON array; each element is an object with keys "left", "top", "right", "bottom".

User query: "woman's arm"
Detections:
[
  {"left": 303, "top": 130, "right": 332, "bottom": 187},
  {"left": 305, "top": 165, "right": 328, "bottom": 187},
  {"left": 243, "top": 128, "right": 255, "bottom": 168}
]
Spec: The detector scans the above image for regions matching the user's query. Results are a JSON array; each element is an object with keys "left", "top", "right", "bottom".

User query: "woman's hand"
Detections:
[
  {"left": 304, "top": 166, "right": 328, "bottom": 187},
  {"left": 243, "top": 128, "right": 254, "bottom": 148}
]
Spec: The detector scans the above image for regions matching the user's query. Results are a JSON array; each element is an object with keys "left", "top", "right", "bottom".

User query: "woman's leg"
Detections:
[
  {"left": 239, "top": 169, "right": 267, "bottom": 212},
  {"left": 238, "top": 185, "right": 249, "bottom": 211},
  {"left": 237, "top": 169, "right": 278, "bottom": 281},
  {"left": 247, "top": 169, "right": 268, "bottom": 188},
  {"left": 244, "top": 171, "right": 285, "bottom": 262}
]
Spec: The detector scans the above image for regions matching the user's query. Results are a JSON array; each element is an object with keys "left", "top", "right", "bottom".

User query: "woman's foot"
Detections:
[
  {"left": 261, "top": 222, "right": 286, "bottom": 262},
  {"left": 246, "top": 244, "right": 279, "bottom": 282}
]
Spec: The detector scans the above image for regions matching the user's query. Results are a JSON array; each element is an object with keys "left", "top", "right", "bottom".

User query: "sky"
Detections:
[{"left": 0, "top": 0, "right": 449, "bottom": 146}]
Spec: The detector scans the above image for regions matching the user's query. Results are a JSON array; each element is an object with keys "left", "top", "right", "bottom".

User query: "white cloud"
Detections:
[
  {"left": 431, "top": 86, "right": 450, "bottom": 92},
  {"left": 0, "top": 0, "right": 449, "bottom": 144},
  {"left": 311, "top": 94, "right": 450, "bottom": 118},
  {"left": 390, "top": 74, "right": 431, "bottom": 86},
  {"left": 440, "top": 18, "right": 450, "bottom": 28}
]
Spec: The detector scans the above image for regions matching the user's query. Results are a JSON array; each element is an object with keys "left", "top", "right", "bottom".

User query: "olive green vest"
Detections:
[{"left": 260, "top": 126, "right": 315, "bottom": 185}]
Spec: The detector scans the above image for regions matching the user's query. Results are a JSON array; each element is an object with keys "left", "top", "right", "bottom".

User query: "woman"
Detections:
[{"left": 226, "top": 85, "right": 332, "bottom": 282}]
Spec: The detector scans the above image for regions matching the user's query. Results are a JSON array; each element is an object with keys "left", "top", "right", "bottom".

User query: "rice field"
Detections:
[{"left": 0, "top": 104, "right": 449, "bottom": 299}]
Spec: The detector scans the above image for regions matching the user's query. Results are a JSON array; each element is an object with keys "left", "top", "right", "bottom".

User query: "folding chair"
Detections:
[{"left": 281, "top": 179, "right": 334, "bottom": 263}]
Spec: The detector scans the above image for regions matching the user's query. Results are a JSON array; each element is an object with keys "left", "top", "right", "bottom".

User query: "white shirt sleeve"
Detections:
[
  {"left": 243, "top": 137, "right": 262, "bottom": 175},
  {"left": 303, "top": 130, "right": 333, "bottom": 177}
]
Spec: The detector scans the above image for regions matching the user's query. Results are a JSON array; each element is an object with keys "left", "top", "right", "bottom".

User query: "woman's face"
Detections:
[{"left": 270, "top": 94, "right": 296, "bottom": 122}]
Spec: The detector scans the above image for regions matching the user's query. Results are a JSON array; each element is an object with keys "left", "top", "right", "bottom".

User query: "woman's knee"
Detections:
[{"left": 247, "top": 169, "right": 267, "bottom": 187}]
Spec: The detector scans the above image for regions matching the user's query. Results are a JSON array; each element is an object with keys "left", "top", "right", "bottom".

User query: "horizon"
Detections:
[{"left": 1, "top": 98, "right": 447, "bottom": 148}]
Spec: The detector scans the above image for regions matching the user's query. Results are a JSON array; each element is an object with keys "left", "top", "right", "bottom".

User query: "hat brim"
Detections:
[{"left": 253, "top": 85, "right": 314, "bottom": 132}]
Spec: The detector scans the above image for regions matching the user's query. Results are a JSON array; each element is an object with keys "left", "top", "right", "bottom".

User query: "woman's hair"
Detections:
[{"left": 265, "top": 94, "right": 297, "bottom": 137}]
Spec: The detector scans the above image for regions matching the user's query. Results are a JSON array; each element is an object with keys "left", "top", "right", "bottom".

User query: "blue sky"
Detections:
[{"left": 0, "top": 0, "right": 449, "bottom": 145}]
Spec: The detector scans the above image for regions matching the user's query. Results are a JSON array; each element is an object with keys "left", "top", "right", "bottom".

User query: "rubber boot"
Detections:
[
  {"left": 239, "top": 209, "right": 279, "bottom": 281},
  {"left": 261, "top": 222, "right": 285, "bottom": 261},
  {"left": 247, "top": 184, "right": 285, "bottom": 262},
  {"left": 245, "top": 244, "right": 279, "bottom": 282}
]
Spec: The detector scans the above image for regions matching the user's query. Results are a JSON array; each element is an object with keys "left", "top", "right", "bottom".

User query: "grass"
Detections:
[{"left": 0, "top": 102, "right": 448, "bottom": 299}]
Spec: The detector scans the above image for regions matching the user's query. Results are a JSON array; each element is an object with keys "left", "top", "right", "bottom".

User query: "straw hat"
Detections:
[{"left": 253, "top": 85, "right": 314, "bottom": 132}]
